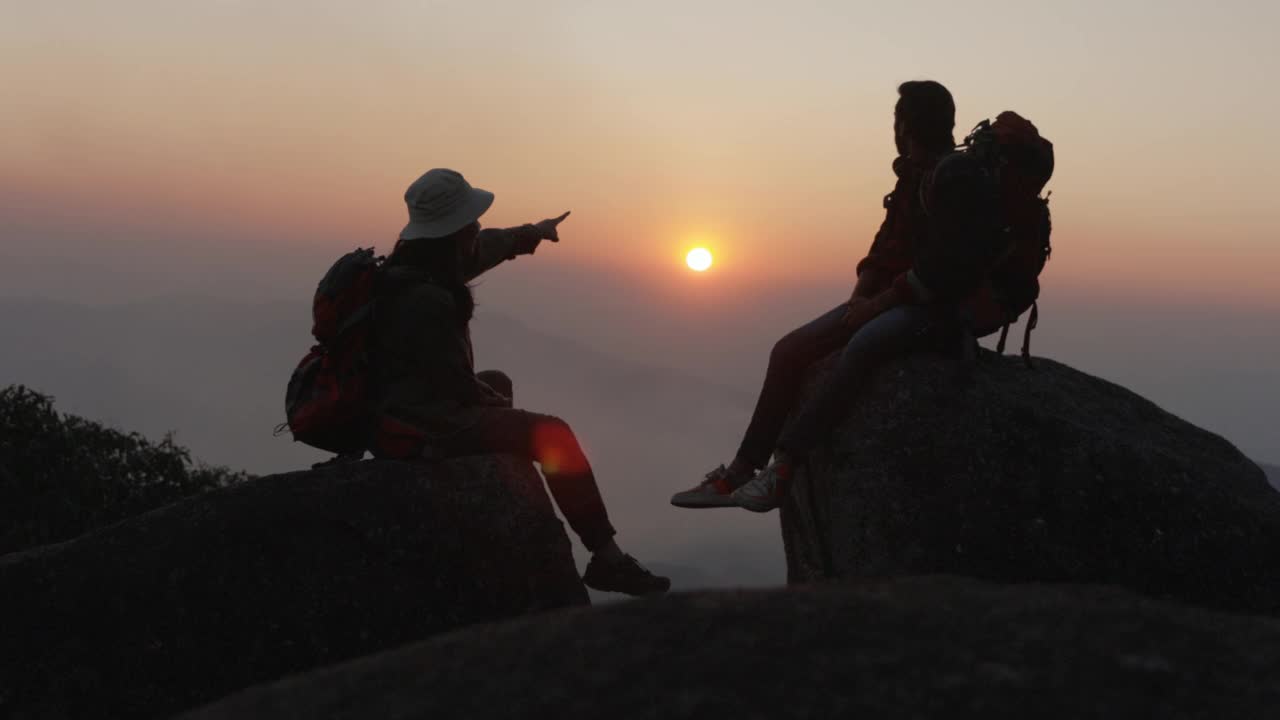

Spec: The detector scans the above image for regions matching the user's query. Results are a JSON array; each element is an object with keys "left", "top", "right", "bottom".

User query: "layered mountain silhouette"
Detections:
[
  {"left": 0, "top": 296, "right": 784, "bottom": 587},
  {"left": 2, "top": 294, "right": 1275, "bottom": 596},
  {"left": 4, "top": 295, "right": 1277, "bottom": 717}
]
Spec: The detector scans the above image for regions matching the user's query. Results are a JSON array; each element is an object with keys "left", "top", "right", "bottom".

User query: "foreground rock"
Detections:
[
  {"left": 185, "top": 576, "right": 1280, "bottom": 719},
  {"left": 0, "top": 456, "right": 586, "bottom": 719},
  {"left": 782, "top": 351, "right": 1280, "bottom": 613}
]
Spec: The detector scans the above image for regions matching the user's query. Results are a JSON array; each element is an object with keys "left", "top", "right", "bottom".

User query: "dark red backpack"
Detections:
[
  {"left": 954, "top": 111, "right": 1055, "bottom": 362},
  {"left": 282, "top": 248, "right": 382, "bottom": 454}
]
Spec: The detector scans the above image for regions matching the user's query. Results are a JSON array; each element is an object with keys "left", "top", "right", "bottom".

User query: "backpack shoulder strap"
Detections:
[{"left": 1020, "top": 301, "right": 1039, "bottom": 369}]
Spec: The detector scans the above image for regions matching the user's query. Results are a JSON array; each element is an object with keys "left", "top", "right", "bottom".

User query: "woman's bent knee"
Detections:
[
  {"left": 476, "top": 369, "right": 513, "bottom": 400},
  {"left": 529, "top": 414, "right": 589, "bottom": 474}
]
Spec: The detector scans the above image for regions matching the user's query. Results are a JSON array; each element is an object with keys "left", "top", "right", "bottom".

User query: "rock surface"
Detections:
[
  {"left": 0, "top": 456, "right": 587, "bottom": 719},
  {"left": 781, "top": 351, "right": 1280, "bottom": 613},
  {"left": 184, "top": 576, "right": 1280, "bottom": 719}
]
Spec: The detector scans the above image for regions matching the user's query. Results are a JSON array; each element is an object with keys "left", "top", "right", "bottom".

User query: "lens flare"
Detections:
[
  {"left": 531, "top": 419, "right": 589, "bottom": 475},
  {"left": 686, "top": 247, "right": 713, "bottom": 272}
]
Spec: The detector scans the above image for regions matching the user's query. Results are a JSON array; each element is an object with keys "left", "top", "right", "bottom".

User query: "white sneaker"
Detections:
[
  {"left": 670, "top": 464, "right": 750, "bottom": 509},
  {"left": 730, "top": 460, "right": 794, "bottom": 513}
]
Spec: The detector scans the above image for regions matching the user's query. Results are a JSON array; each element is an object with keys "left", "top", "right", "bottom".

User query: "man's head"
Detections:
[{"left": 894, "top": 80, "right": 956, "bottom": 157}]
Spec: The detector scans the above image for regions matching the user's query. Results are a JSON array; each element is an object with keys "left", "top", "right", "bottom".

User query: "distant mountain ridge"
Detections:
[
  {"left": 0, "top": 295, "right": 784, "bottom": 587},
  {"left": 0, "top": 296, "right": 752, "bottom": 473},
  {"left": 1, "top": 295, "right": 1273, "bottom": 588}
]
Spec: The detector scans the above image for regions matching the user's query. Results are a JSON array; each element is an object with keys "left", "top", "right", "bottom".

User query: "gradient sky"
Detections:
[
  {"left": 2, "top": 2, "right": 1278, "bottom": 466},
  {"left": 4, "top": 0, "right": 1278, "bottom": 302}
]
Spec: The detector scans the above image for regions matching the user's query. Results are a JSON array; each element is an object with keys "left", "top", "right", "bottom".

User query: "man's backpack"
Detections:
[
  {"left": 281, "top": 248, "right": 382, "bottom": 454},
  {"left": 947, "top": 111, "right": 1054, "bottom": 363}
]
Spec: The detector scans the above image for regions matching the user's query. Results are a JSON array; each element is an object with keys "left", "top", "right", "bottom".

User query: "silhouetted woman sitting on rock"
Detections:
[{"left": 370, "top": 168, "right": 669, "bottom": 596}]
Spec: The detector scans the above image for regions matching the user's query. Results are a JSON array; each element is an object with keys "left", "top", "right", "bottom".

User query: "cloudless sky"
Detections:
[{"left": 4, "top": 0, "right": 1278, "bottom": 300}]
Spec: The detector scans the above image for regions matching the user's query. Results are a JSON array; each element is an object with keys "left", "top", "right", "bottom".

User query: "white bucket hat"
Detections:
[{"left": 398, "top": 168, "right": 495, "bottom": 240}]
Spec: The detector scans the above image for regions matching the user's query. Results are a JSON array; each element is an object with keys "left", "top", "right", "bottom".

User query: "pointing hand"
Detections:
[{"left": 534, "top": 211, "right": 571, "bottom": 242}]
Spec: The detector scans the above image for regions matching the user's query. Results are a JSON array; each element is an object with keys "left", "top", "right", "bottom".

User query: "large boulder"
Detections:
[
  {"left": 781, "top": 351, "right": 1280, "bottom": 613},
  {"left": 0, "top": 456, "right": 587, "bottom": 719},
  {"left": 184, "top": 576, "right": 1280, "bottom": 719}
]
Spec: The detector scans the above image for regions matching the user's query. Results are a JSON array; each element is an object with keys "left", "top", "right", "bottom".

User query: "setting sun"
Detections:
[{"left": 686, "top": 247, "right": 713, "bottom": 272}]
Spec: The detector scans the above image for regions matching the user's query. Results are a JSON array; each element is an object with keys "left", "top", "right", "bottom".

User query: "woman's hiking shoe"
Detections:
[
  {"left": 670, "top": 464, "right": 751, "bottom": 508},
  {"left": 582, "top": 554, "right": 671, "bottom": 596},
  {"left": 731, "top": 460, "right": 794, "bottom": 513}
]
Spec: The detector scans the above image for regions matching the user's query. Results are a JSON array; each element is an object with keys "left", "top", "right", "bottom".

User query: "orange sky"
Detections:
[{"left": 3, "top": 1, "right": 1278, "bottom": 307}]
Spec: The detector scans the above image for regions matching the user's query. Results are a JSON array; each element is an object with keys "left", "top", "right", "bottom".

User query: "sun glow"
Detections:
[{"left": 686, "top": 247, "right": 713, "bottom": 272}]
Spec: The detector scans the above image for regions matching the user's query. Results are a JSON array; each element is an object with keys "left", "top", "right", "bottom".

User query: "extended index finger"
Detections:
[{"left": 551, "top": 211, "right": 571, "bottom": 225}]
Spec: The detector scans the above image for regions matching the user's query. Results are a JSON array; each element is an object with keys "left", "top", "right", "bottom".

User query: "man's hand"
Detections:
[
  {"left": 843, "top": 286, "right": 909, "bottom": 330},
  {"left": 534, "top": 211, "right": 571, "bottom": 242},
  {"left": 842, "top": 296, "right": 873, "bottom": 328}
]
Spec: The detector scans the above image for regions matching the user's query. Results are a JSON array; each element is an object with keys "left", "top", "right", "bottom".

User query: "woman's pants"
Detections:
[{"left": 439, "top": 370, "right": 617, "bottom": 552}]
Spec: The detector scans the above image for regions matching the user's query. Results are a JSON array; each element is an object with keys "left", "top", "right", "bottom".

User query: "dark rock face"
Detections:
[
  {"left": 184, "top": 577, "right": 1280, "bottom": 719},
  {"left": 0, "top": 456, "right": 587, "bottom": 719},
  {"left": 781, "top": 351, "right": 1280, "bottom": 613}
]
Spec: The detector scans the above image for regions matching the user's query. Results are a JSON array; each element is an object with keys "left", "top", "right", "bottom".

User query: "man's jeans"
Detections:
[{"left": 735, "top": 303, "right": 962, "bottom": 467}]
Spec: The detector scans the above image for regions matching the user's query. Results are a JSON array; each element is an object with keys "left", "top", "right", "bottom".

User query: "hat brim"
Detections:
[{"left": 398, "top": 187, "right": 495, "bottom": 241}]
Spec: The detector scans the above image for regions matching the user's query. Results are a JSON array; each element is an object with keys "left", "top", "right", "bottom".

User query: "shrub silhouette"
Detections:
[{"left": 0, "top": 385, "right": 250, "bottom": 554}]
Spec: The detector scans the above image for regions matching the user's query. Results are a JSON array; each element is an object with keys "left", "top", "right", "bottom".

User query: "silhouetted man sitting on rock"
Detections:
[
  {"left": 372, "top": 168, "right": 670, "bottom": 596},
  {"left": 674, "top": 80, "right": 1024, "bottom": 513}
]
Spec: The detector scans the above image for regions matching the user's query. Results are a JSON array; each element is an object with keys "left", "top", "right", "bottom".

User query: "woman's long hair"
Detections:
[{"left": 384, "top": 235, "right": 475, "bottom": 324}]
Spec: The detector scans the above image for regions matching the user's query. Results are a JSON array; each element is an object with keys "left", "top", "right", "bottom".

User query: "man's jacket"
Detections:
[
  {"left": 855, "top": 155, "right": 927, "bottom": 297},
  {"left": 855, "top": 153, "right": 1004, "bottom": 312}
]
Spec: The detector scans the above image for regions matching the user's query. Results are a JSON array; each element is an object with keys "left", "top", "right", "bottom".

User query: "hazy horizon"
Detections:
[
  {"left": 3, "top": 257, "right": 1274, "bottom": 464},
  {"left": 2, "top": 290, "right": 1277, "bottom": 592}
]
